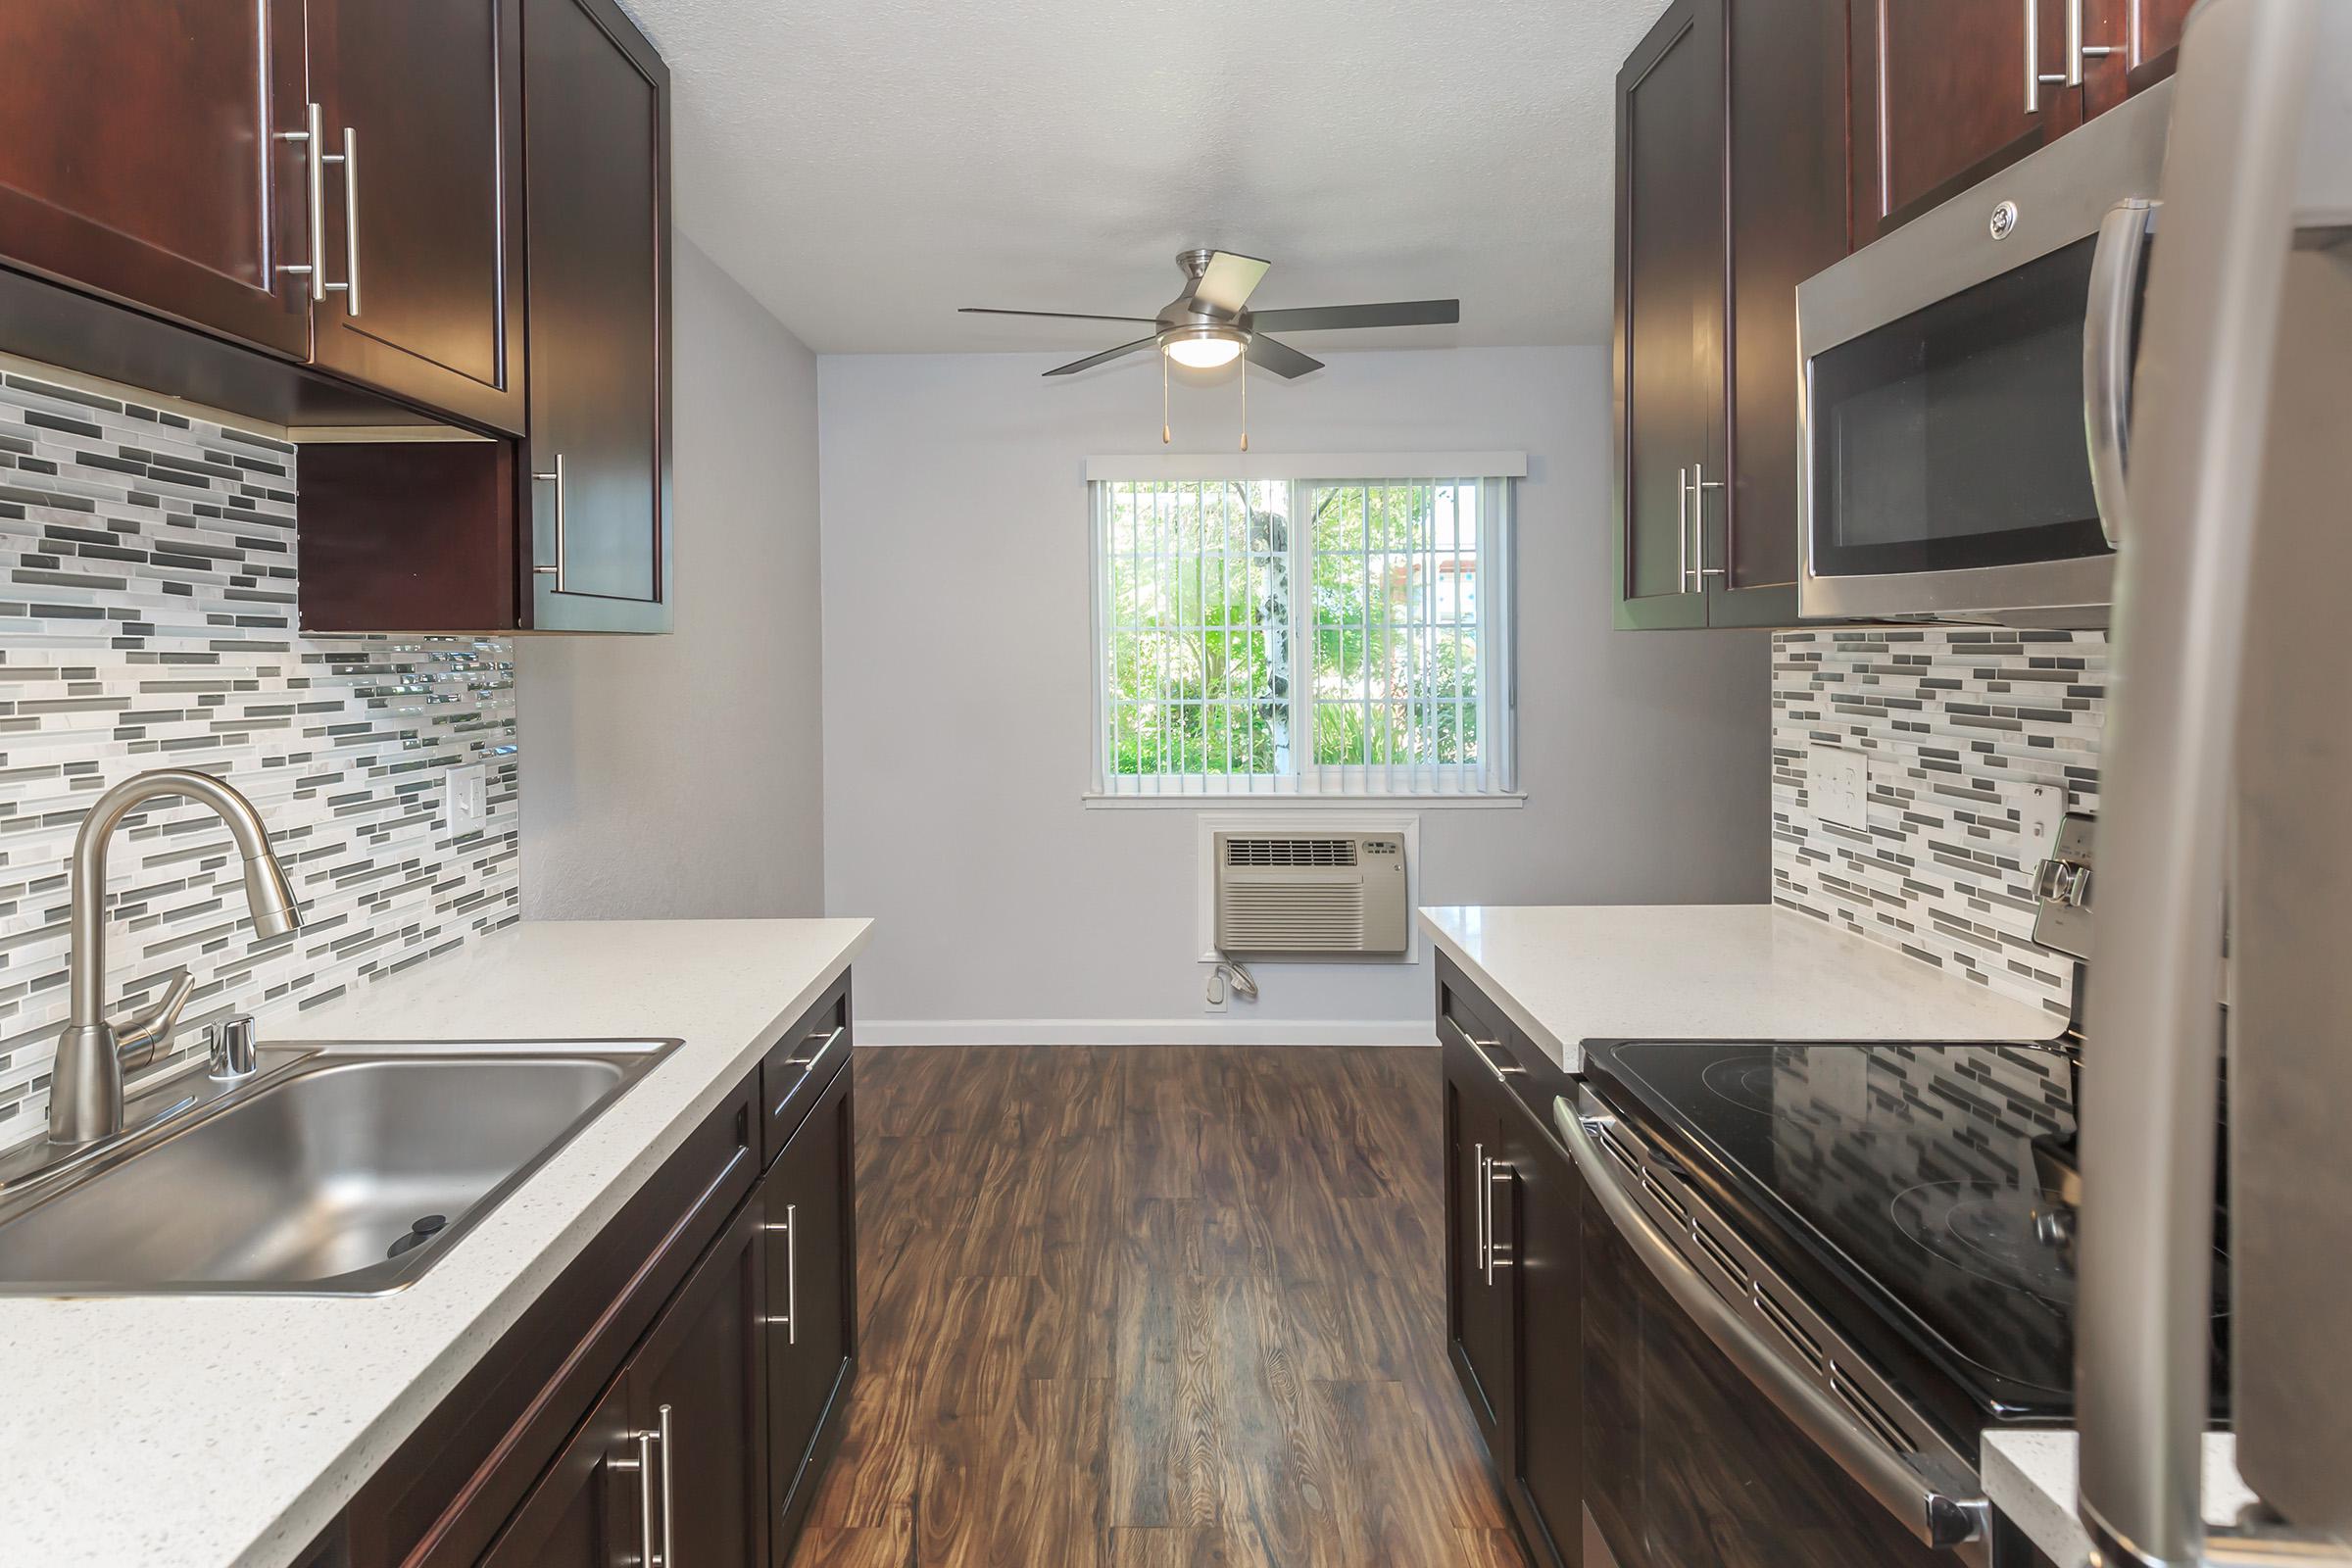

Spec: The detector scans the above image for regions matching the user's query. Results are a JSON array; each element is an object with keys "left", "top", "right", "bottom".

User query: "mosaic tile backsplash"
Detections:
[
  {"left": 1771, "top": 627, "right": 2107, "bottom": 1019},
  {"left": 0, "top": 366, "right": 519, "bottom": 1151}
]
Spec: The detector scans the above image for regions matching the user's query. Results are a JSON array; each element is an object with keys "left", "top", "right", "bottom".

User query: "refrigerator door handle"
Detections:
[{"left": 2072, "top": 0, "right": 2352, "bottom": 1563}]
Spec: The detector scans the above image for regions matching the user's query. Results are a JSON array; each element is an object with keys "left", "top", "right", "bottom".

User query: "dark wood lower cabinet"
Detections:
[
  {"left": 632, "top": 1196, "right": 772, "bottom": 1568},
  {"left": 1440, "top": 959, "right": 1586, "bottom": 1568},
  {"left": 764, "top": 1049, "right": 858, "bottom": 1560},
  {"left": 321, "top": 977, "right": 858, "bottom": 1568},
  {"left": 479, "top": 1380, "right": 638, "bottom": 1568}
]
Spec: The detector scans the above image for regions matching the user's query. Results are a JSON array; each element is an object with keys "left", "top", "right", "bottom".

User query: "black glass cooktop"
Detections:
[{"left": 1580, "top": 1038, "right": 2230, "bottom": 1447}]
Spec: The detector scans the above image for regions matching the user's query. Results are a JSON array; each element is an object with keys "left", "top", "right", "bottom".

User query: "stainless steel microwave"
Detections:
[{"left": 1796, "top": 80, "right": 2175, "bottom": 625}]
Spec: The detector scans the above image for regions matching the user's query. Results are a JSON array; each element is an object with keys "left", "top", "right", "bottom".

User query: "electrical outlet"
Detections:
[
  {"left": 445, "top": 762, "right": 488, "bottom": 837},
  {"left": 2020, "top": 782, "right": 2066, "bottom": 862},
  {"left": 1202, "top": 968, "right": 1229, "bottom": 1014},
  {"left": 1810, "top": 744, "right": 1871, "bottom": 831}
]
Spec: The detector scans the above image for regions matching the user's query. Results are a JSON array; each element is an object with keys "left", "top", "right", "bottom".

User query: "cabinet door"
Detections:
[
  {"left": 1502, "top": 1101, "right": 1584, "bottom": 1568},
  {"left": 1612, "top": 0, "right": 1722, "bottom": 631},
  {"left": 1851, "top": 0, "right": 2082, "bottom": 241},
  {"left": 1442, "top": 1018, "right": 1516, "bottom": 1466},
  {"left": 1714, "top": 0, "right": 1845, "bottom": 629},
  {"left": 766, "top": 1055, "right": 858, "bottom": 1561},
  {"left": 631, "top": 1197, "right": 770, "bottom": 1568},
  {"left": 480, "top": 1377, "right": 641, "bottom": 1568},
  {"left": 1579, "top": 1190, "right": 1646, "bottom": 1568},
  {"left": 520, "top": 0, "right": 672, "bottom": 631},
  {"left": 309, "top": 0, "right": 527, "bottom": 432},
  {"left": 0, "top": 1, "right": 311, "bottom": 357}
]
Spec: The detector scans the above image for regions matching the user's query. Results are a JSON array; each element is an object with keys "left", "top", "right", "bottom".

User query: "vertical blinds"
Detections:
[{"left": 1090, "top": 473, "right": 1514, "bottom": 797}]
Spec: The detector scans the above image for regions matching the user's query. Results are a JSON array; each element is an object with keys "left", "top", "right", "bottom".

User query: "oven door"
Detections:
[
  {"left": 1795, "top": 81, "right": 2171, "bottom": 626},
  {"left": 1560, "top": 1093, "right": 1997, "bottom": 1568}
]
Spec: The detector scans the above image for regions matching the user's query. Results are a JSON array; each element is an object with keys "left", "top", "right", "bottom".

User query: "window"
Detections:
[{"left": 1088, "top": 458, "right": 1519, "bottom": 800}]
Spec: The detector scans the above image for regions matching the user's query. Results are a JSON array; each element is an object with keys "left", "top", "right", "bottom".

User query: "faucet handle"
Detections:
[
  {"left": 111, "top": 966, "right": 196, "bottom": 1073},
  {"left": 207, "top": 1015, "right": 259, "bottom": 1081}
]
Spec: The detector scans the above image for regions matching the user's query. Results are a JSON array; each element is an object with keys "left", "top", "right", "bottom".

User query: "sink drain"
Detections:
[{"left": 386, "top": 1212, "right": 450, "bottom": 1260}]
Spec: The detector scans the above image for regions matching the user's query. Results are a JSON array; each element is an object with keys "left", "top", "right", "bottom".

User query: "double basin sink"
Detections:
[{"left": 0, "top": 1038, "right": 680, "bottom": 1297}]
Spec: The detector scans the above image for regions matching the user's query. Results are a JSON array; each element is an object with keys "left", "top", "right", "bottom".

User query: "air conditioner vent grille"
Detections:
[{"left": 1224, "top": 837, "right": 1358, "bottom": 868}]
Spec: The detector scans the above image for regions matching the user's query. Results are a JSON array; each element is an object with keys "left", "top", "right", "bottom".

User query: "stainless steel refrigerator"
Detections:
[{"left": 2077, "top": 0, "right": 2352, "bottom": 1562}]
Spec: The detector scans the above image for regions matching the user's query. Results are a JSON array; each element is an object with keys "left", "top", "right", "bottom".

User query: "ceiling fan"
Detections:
[{"left": 960, "top": 249, "right": 1460, "bottom": 378}]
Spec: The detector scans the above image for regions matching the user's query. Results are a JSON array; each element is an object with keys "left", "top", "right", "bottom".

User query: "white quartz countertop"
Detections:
[
  {"left": 1984, "top": 1430, "right": 2255, "bottom": 1565},
  {"left": 1417, "top": 904, "right": 2063, "bottom": 1070},
  {"left": 0, "top": 916, "right": 871, "bottom": 1568}
]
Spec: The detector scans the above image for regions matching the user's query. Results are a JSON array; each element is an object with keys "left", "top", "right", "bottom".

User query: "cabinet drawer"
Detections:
[
  {"left": 1437, "top": 955, "right": 1572, "bottom": 1131},
  {"left": 762, "top": 977, "right": 852, "bottom": 1167}
]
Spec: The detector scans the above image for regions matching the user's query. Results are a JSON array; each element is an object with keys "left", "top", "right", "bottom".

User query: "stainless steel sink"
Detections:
[{"left": 0, "top": 1039, "right": 680, "bottom": 1297}]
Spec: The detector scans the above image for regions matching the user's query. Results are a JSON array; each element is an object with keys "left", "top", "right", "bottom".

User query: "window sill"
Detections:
[{"left": 1083, "top": 791, "right": 1526, "bottom": 810}]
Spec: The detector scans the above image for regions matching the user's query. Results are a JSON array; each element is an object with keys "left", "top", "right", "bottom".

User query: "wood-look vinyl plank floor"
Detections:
[{"left": 788, "top": 1045, "right": 1525, "bottom": 1568}]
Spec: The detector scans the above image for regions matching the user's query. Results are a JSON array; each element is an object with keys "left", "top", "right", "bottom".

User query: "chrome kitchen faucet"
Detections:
[{"left": 48, "top": 768, "right": 304, "bottom": 1148}]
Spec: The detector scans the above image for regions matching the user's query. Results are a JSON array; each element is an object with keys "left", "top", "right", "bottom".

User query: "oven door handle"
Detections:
[
  {"left": 2084, "top": 197, "right": 2158, "bottom": 549},
  {"left": 1554, "top": 1097, "right": 1991, "bottom": 1553}
]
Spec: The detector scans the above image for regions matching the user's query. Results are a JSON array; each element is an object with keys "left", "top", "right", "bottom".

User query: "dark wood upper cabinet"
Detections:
[
  {"left": 519, "top": 0, "right": 673, "bottom": 631},
  {"left": 297, "top": 0, "right": 672, "bottom": 634},
  {"left": 1721, "top": 0, "right": 1845, "bottom": 623},
  {"left": 1853, "top": 0, "right": 2068, "bottom": 239},
  {"left": 2085, "top": 0, "right": 2195, "bottom": 109},
  {"left": 304, "top": 0, "right": 527, "bottom": 433},
  {"left": 0, "top": 0, "right": 313, "bottom": 359},
  {"left": 1612, "top": 0, "right": 1721, "bottom": 632},
  {"left": 1614, "top": 0, "right": 1834, "bottom": 631}
]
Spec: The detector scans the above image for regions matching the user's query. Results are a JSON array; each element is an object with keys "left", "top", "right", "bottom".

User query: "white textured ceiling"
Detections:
[{"left": 623, "top": 0, "right": 1670, "bottom": 355}]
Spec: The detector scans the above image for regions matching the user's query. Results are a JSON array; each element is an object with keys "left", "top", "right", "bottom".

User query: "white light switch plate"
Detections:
[
  {"left": 1810, "top": 745, "right": 1871, "bottom": 831},
  {"left": 2020, "top": 782, "right": 2066, "bottom": 861},
  {"left": 445, "top": 762, "right": 488, "bottom": 836}
]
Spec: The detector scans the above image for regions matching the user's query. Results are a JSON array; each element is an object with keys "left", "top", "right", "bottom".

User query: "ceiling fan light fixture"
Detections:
[{"left": 1160, "top": 325, "right": 1247, "bottom": 369}]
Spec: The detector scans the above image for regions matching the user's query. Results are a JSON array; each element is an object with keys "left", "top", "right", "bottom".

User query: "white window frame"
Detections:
[{"left": 1084, "top": 453, "right": 1524, "bottom": 806}]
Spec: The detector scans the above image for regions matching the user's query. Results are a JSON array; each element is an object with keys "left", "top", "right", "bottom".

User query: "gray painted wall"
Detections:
[
  {"left": 521, "top": 235, "right": 826, "bottom": 918},
  {"left": 816, "top": 346, "right": 1770, "bottom": 1038}
]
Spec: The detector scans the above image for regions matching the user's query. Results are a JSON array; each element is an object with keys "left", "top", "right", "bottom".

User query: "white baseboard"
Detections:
[{"left": 856, "top": 1018, "right": 1438, "bottom": 1048}]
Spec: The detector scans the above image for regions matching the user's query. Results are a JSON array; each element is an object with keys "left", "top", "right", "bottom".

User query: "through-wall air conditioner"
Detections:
[{"left": 1212, "top": 832, "right": 1407, "bottom": 957}]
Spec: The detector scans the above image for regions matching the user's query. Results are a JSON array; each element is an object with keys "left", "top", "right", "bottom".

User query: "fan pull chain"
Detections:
[
  {"left": 1162, "top": 354, "right": 1171, "bottom": 445},
  {"left": 1239, "top": 362, "right": 1249, "bottom": 452}
]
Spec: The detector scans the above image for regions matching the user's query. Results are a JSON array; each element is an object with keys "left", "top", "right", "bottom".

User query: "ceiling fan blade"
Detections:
[
  {"left": 1192, "top": 252, "right": 1272, "bottom": 316},
  {"left": 1244, "top": 333, "right": 1323, "bottom": 379},
  {"left": 1043, "top": 337, "right": 1159, "bottom": 376},
  {"left": 961, "top": 307, "right": 1157, "bottom": 323},
  {"left": 1245, "top": 299, "right": 1461, "bottom": 333}
]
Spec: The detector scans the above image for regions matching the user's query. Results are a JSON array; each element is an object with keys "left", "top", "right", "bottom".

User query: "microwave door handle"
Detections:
[
  {"left": 1553, "top": 1098, "right": 1990, "bottom": 1552},
  {"left": 2083, "top": 198, "right": 2158, "bottom": 548}
]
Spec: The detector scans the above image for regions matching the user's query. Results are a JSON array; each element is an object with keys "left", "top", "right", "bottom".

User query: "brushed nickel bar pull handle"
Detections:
[
  {"left": 1676, "top": 464, "right": 1690, "bottom": 592},
  {"left": 1693, "top": 461, "right": 1728, "bottom": 581},
  {"left": 2068, "top": 0, "right": 2115, "bottom": 84},
  {"left": 1446, "top": 1015, "right": 1528, "bottom": 1086},
  {"left": 762, "top": 1205, "right": 800, "bottom": 1345},
  {"left": 1473, "top": 1142, "right": 1490, "bottom": 1275},
  {"left": 531, "top": 453, "right": 568, "bottom": 590},
  {"left": 2025, "top": 0, "right": 2068, "bottom": 112},
  {"left": 274, "top": 103, "right": 326, "bottom": 300},
  {"left": 625, "top": 1429, "right": 657, "bottom": 1568},
  {"left": 787, "top": 1024, "right": 846, "bottom": 1073},
  {"left": 1486, "top": 1158, "right": 1512, "bottom": 1282},
  {"left": 316, "top": 127, "right": 360, "bottom": 316},
  {"left": 657, "top": 1403, "right": 675, "bottom": 1568}
]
